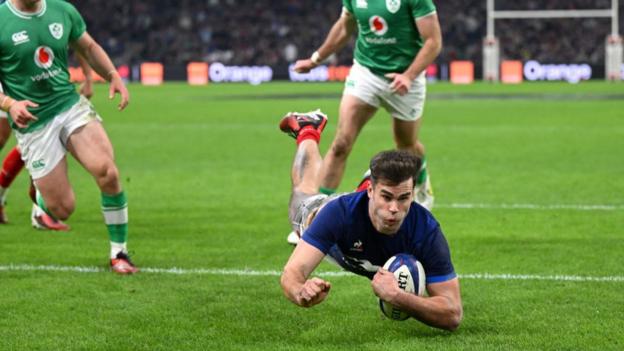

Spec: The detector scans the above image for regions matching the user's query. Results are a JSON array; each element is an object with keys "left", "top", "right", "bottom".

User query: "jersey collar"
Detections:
[{"left": 7, "top": 0, "right": 47, "bottom": 19}]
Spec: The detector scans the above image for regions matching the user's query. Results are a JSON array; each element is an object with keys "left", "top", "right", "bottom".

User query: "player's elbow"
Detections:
[
  {"left": 279, "top": 271, "right": 289, "bottom": 296},
  {"left": 442, "top": 305, "right": 463, "bottom": 331},
  {"left": 444, "top": 317, "right": 462, "bottom": 332},
  {"left": 429, "top": 37, "right": 442, "bottom": 57}
]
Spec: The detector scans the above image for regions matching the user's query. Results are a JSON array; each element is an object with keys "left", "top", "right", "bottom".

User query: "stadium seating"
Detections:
[{"left": 72, "top": 0, "right": 622, "bottom": 67}]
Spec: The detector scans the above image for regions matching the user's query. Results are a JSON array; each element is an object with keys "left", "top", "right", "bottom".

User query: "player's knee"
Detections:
[
  {"left": 96, "top": 163, "right": 120, "bottom": 189},
  {"left": 48, "top": 198, "right": 75, "bottom": 220},
  {"left": 329, "top": 137, "right": 354, "bottom": 159}
]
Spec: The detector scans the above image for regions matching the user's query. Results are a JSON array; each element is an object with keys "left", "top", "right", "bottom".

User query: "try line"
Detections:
[
  {"left": 1, "top": 264, "right": 623, "bottom": 283},
  {"left": 436, "top": 203, "right": 624, "bottom": 211}
]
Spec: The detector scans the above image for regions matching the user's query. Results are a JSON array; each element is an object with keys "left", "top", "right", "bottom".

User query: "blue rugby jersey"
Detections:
[{"left": 302, "top": 191, "right": 456, "bottom": 283}]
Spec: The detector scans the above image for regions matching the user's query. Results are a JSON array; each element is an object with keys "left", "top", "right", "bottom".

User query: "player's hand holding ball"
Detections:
[
  {"left": 375, "top": 254, "right": 426, "bottom": 320},
  {"left": 372, "top": 269, "right": 402, "bottom": 302}
]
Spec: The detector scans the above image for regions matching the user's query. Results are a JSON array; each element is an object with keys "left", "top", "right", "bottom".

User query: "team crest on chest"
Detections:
[
  {"left": 49, "top": 23, "right": 63, "bottom": 40},
  {"left": 386, "top": 0, "right": 400, "bottom": 13},
  {"left": 350, "top": 240, "right": 364, "bottom": 252}
]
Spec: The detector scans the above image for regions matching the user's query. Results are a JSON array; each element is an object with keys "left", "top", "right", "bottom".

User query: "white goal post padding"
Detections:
[{"left": 483, "top": 0, "right": 621, "bottom": 81}]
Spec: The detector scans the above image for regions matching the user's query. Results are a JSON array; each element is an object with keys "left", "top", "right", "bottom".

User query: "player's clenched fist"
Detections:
[
  {"left": 372, "top": 269, "right": 401, "bottom": 303},
  {"left": 297, "top": 277, "right": 331, "bottom": 307}
]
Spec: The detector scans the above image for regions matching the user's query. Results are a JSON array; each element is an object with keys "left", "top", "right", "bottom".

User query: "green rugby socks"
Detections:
[
  {"left": 101, "top": 191, "right": 129, "bottom": 258},
  {"left": 416, "top": 156, "right": 428, "bottom": 186},
  {"left": 319, "top": 187, "right": 336, "bottom": 195}
]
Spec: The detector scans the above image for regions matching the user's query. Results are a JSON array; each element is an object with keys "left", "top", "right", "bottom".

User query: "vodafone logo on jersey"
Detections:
[
  {"left": 369, "top": 16, "right": 388, "bottom": 36},
  {"left": 33, "top": 46, "right": 54, "bottom": 69}
]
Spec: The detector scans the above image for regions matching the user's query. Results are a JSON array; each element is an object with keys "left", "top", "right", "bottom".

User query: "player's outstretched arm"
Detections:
[
  {"left": 281, "top": 241, "right": 331, "bottom": 307},
  {"left": 293, "top": 9, "right": 357, "bottom": 73},
  {"left": 71, "top": 32, "right": 129, "bottom": 110},
  {"left": 372, "top": 271, "right": 463, "bottom": 331}
]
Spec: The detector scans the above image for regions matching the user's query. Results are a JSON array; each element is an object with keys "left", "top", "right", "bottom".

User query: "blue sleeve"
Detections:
[
  {"left": 420, "top": 225, "right": 456, "bottom": 284},
  {"left": 301, "top": 199, "right": 344, "bottom": 254}
]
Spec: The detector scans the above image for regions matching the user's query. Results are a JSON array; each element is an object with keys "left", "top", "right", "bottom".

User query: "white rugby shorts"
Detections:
[
  {"left": 344, "top": 60, "right": 427, "bottom": 121},
  {"left": 15, "top": 95, "right": 101, "bottom": 179}
]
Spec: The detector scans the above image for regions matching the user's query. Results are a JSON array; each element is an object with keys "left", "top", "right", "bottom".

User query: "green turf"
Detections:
[{"left": 0, "top": 81, "right": 622, "bottom": 350}]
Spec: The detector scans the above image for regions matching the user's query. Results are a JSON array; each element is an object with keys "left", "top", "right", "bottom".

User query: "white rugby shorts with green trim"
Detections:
[
  {"left": 15, "top": 95, "right": 101, "bottom": 179},
  {"left": 344, "top": 60, "right": 427, "bottom": 121}
]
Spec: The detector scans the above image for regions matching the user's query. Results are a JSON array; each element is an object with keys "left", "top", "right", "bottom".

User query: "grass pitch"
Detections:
[{"left": 0, "top": 81, "right": 623, "bottom": 350}]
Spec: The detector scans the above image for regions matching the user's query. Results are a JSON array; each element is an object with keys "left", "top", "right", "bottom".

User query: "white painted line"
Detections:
[
  {"left": 1, "top": 264, "right": 623, "bottom": 283},
  {"left": 460, "top": 273, "right": 624, "bottom": 283},
  {"left": 436, "top": 203, "right": 624, "bottom": 211}
]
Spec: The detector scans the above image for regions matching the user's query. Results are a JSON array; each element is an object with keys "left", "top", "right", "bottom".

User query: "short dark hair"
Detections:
[{"left": 369, "top": 150, "right": 422, "bottom": 186}]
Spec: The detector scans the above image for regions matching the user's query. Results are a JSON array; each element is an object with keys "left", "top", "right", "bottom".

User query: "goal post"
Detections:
[
  {"left": 483, "top": 0, "right": 621, "bottom": 81},
  {"left": 606, "top": 35, "right": 623, "bottom": 80}
]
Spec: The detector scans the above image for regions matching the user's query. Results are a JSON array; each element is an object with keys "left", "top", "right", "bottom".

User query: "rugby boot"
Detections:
[
  {"left": 110, "top": 251, "right": 139, "bottom": 274},
  {"left": 279, "top": 109, "right": 328, "bottom": 139}
]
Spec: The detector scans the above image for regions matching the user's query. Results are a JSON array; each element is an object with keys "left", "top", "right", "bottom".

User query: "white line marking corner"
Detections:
[{"left": 1, "top": 264, "right": 622, "bottom": 283}]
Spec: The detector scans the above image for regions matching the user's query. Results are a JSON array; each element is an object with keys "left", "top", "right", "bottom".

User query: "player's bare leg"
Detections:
[
  {"left": 0, "top": 118, "right": 19, "bottom": 223},
  {"left": 287, "top": 140, "right": 324, "bottom": 246},
  {"left": 392, "top": 117, "right": 433, "bottom": 210},
  {"left": 67, "top": 121, "right": 120, "bottom": 194},
  {"left": 280, "top": 110, "right": 328, "bottom": 244},
  {"left": 392, "top": 117, "right": 424, "bottom": 157},
  {"left": 0, "top": 118, "right": 10, "bottom": 150},
  {"left": 318, "top": 94, "right": 376, "bottom": 194},
  {"left": 28, "top": 178, "right": 70, "bottom": 231},
  {"left": 291, "top": 139, "right": 323, "bottom": 196},
  {"left": 67, "top": 121, "right": 137, "bottom": 274},
  {"left": 33, "top": 157, "right": 75, "bottom": 221}
]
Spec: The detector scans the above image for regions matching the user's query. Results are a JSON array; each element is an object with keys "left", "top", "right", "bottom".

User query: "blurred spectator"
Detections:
[{"left": 71, "top": 0, "right": 623, "bottom": 66}]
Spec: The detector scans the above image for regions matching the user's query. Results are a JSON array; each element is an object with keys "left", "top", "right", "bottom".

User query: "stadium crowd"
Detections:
[{"left": 72, "top": 0, "right": 623, "bottom": 67}]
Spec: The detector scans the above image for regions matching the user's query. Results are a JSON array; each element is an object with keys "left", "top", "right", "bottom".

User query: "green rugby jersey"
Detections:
[
  {"left": 343, "top": 0, "right": 436, "bottom": 76},
  {"left": 0, "top": 0, "right": 86, "bottom": 133}
]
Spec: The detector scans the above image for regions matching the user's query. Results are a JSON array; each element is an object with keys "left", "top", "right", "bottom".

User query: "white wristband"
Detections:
[{"left": 310, "top": 51, "right": 323, "bottom": 65}]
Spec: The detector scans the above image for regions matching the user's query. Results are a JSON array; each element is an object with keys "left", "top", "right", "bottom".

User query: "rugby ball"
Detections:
[{"left": 379, "top": 254, "right": 426, "bottom": 321}]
